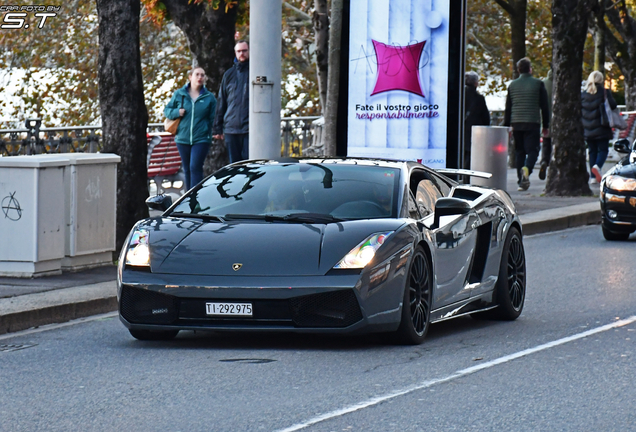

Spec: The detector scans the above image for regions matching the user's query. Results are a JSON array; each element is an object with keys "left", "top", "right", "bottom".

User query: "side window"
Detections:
[
  {"left": 408, "top": 192, "right": 421, "bottom": 219},
  {"left": 410, "top": 168, "right": 448, "bottom": 217},
  {"left": 415, "top": 179, "right": 442, "bottom": 217},
  {"left": 428, "top": 172, "right": 452, "bottom": 197}
]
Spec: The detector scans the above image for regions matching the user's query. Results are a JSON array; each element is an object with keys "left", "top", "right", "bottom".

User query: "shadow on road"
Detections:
[{"left": 118, "top": 316, "right": 504, "bottom": 352}]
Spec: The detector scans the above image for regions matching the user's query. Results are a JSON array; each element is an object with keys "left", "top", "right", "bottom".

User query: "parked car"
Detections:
[
  {"left": 600, "top": 138, "right": 636, "bottom": 241},
  {"left": 118, "top": 158, "right": 526, "bottom": 345}
]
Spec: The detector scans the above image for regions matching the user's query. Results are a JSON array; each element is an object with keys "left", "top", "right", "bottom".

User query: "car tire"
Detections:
[
  {"left": 129, "top": 329, "right": 179, "bottom": 341},
  {"left": 395, "top": 247, "right": 432, "bottom": 345},
  {"left": 473, "top": 226, "right": 525, "bottom": 321},
  {"left": 602, "top": 226, "right": 630, "bottom": 241}
]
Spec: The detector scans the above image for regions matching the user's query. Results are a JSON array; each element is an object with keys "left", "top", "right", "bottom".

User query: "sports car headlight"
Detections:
[
  {"left": 125, "top": 229, "right": 150, "bottom": 267},
  {"left": 334, "top": 232, "right": 393, "bottom": 269},
  {"left": 605, "top": 175, "right": 636, "bottom": 192}
]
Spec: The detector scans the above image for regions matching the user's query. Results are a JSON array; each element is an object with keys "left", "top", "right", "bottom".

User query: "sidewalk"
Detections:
[{"left": 0, "top": 168, "right": 603, "bottom": 336}]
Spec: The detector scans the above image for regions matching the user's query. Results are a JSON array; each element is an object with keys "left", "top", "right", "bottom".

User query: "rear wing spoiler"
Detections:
[{"left": 436, "top": 168, "right": 492, "bottom": 179}]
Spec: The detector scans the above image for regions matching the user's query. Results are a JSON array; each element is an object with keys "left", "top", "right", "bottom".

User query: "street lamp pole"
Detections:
[{"left": 249, "top": 0, "right": 282, "bottom": 159}]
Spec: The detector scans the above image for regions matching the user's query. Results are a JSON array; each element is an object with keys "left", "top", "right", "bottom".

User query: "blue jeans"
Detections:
[
  {"left": 176, "top": 142, "right": 210, "bottom": 190},
  {"left": 225, "top": 133, "right": 249, "bottom": 163},
  {"left": 587, "top": 139, "right": 609, "bottom": 178}
]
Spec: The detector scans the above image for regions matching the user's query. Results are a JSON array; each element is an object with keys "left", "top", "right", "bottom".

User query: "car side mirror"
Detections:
[
  {"left": 433, "top": 197, "right": 471, "bottom": 229},
  {"left": 146, "top": 194, "right": 173, "bottom": 211},
  {"left": 614, "top": 139, "right": 631, "bottom": 154}
]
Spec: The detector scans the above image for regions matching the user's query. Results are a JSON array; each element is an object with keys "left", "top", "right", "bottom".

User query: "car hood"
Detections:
[
  {"left": 140, "top": 217, "right": 405, "bottom": 276},
  {"left": 612, "top": 161, "right": 636, "bottom": 178}
]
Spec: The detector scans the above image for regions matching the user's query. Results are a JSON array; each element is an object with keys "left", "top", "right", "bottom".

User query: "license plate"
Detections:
[{"left": 205, "top": 302, "right": 253, "bottom": 316}]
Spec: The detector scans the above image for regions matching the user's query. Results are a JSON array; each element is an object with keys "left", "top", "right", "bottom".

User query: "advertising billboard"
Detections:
[{"left": 346, "top": 0, "right": 456, "bottom": 168}]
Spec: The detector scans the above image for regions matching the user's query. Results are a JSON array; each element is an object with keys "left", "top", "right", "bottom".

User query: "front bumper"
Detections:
[
  {"left": 601, "top": 189, "right": 636, "bottom": 233},
  {"left": 118, "top": 270, "right": 402, "bottom": 334}
]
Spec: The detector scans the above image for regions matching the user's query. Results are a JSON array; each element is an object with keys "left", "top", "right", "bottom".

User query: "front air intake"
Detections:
[
  {"left": 120, "top": 286, "right": 179, "bottom": 325},
  {"left": 289, "top": 290, "right": 363, "bottom": 328}
]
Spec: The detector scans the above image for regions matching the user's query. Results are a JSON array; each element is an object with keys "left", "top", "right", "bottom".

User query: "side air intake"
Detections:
[
  {"left": 120, "top": 286, "right": 179, "bottom": 325},
  {"left": 289, "top": 290, "right": 363, "bottom": 328}
]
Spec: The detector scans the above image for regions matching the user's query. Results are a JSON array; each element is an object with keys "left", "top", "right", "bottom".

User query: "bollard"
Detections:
[{"left": 470, "top": 126, "right": 509, "bottom": 190}]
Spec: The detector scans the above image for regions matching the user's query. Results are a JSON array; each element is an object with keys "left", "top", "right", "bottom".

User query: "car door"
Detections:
[{"left": 411, "top": 170, "right": 478, "bottom": 308}]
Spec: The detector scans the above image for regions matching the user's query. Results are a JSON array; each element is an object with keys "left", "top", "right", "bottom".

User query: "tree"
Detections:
[
  {"left": 96, "top": 0, "right": 150, "bottom": 252},
  {"left": 466, "top": 0, "right": 552, "bottom": 94},
  {"left": 148, "top": 0, "right": 239, "bottom": 98},
  {"left": 0, "top": 0, "right": 190, "bottom": 126},
  {"left": 312, "top": 0, "right": 329, "bottom": 112},
  {"left": 322, "top": 0, "right": 342, "bottom": 156},
  {"left": 603, "top": 0, "right": 636, "bottom": 110},
  {"left": 279, "top": 1, "right": 321, "bottom": 117},
  {"left": 592, "top": 0, "right": 606, "bottom": 74},
  {"left": 545, "top": 0, "right": 595, "bottom": 196},
  {"left": 0, "top": 0, "right": 100, "bottom": 126},
  {"left": 493, "top": 0, "right": 528, "bottom": 78}
]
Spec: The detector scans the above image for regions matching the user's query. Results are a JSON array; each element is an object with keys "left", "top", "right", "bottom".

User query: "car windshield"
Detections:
[{"left": 168, "top": 162, "right": 401, "bottom": 221}]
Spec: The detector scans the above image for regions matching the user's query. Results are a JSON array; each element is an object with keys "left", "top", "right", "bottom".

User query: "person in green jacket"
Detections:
[
  {"left": 503, "top": 58, "right": 550, "bottom": 191},
  {"left": 164, "top": 66, "right": 217, "bottom": 190}
]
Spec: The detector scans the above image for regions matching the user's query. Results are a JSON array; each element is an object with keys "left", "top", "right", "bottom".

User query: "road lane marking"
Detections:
[
  {"left": 276, "top": 315, "right": 636, "bottom": 432},
  {"left": 0, "top": 312, "right": 118, "bottom": 341}
]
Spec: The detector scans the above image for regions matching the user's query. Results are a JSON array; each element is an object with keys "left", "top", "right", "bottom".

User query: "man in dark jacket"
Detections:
[
  {"left": 463, "top": 71, "right": 490, "bottom": 170},
  {"left": 213, "top": 40, "right": 250, "bottom": 163},
  {"left": 504, "top": 57, "right": 550, "bottom": 191}
]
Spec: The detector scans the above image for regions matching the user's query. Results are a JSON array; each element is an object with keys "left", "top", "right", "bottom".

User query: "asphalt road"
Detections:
[{"left": 1, "top": 225, "right": 635, "bottom": 432}]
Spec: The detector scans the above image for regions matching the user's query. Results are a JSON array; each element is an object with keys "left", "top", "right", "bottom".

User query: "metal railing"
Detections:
[
  {"left": 0, "top": 117, "right": 322, "bottom": 157},
  {"left": 490, "top": 110, "right": 505, "bottom": 126},
  {"left": 0, "top": 119, "right": 103, "bottom": 156},
  {"left": 280, "top": 116, "right": 321, "bottom": 157}
]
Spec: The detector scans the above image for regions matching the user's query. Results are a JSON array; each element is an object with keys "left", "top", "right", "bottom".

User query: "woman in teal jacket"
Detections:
[{"left": 164, "top": 67, "right": 217, "bottom": 190}]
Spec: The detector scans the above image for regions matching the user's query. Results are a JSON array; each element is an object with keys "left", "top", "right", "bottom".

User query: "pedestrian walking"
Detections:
[
  {"left": 539, "top": 69, "right": 553, "bottom": 180},
  {"left": 164, "top": 66, "right": 217, "bottom": 190},
  {"left": 581, "top": 70, "right": 617, "bottom": 184},
  {"left": 503, "top": 57, "right": 550, "bottom": 191},
  {"left": 213, "top": 40, "right": 250, "bottom": 163},
  {"left": 463, "top": 71, "right": 490, "bottom": 170}
]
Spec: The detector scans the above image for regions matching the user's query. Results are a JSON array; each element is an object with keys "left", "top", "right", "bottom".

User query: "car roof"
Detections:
[{"left": 230, "top": 157, "right": 416, "bottom": 170}]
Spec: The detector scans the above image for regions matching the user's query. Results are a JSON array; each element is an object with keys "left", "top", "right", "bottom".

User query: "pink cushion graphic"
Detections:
[{"left": 371, "top": 40, "right": 426, "bottom": 97}]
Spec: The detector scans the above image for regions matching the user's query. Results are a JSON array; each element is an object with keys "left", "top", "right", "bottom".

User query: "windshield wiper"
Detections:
[
  {"left": 170, "top": 212, "right": 225, "bottom": 223},
  {"left": 224, "top": 213, "right": 288, "bottom": 222},
  {"left": 282, "top": 213, "right": 344, "bottom": 223},
  {"left": 224, "top": 213, "right": 343, "bottom": 223}
]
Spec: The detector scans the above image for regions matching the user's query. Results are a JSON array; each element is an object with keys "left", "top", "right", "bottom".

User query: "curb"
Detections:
[
  {"left": 0, "top": 281, "right": 117, "bottom": 336},
  {"left": 519, "top": 202, "right": 601, "bottom": 236}
]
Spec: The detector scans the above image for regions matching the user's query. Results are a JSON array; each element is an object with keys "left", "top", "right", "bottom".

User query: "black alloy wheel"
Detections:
[
  {"left": 506, "top": 230, "right": 525, "bottom": 313},
  {"left": 395, "top": 247, "right": 432, "bottom": 345},
  {"left": 472, "top": 226, "right": 525, "bottom": 321},
  {"left": 129, "top": 329, "right": 179, "bottom": 341}
]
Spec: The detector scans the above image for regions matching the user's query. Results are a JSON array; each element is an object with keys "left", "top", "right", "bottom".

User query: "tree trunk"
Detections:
[
  {"left": 625, "top": 74, "right": 636, "bottom": 110},
  {"left": 313, "top": 0, "right": 329, "bottom": 113},
  {"left": 494, "top": 0, "right": 527, "bottom": 78},
  {"left": 161, "top": 0, "right": 239, "bottom": 174},
  {"left": 603, "top": 0, "right": 636, "bottom": 110},
  {"left": 545, "top": 0, "right": 595, "bottom": 196},
  {"left": 96, "top": 0, "right": 149, "bottom": 253},
  {"left": 594, "top": 4, "right": 605, "bottom": 75},
  {"left": 161, "top": 0, "right": 238, "bottom": 95},
  {"left": 323, "top": 0, "right": 343, "bottom": 157},
  {"left": 509, "top": 0, "right": 527, "bottom": 78}
]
